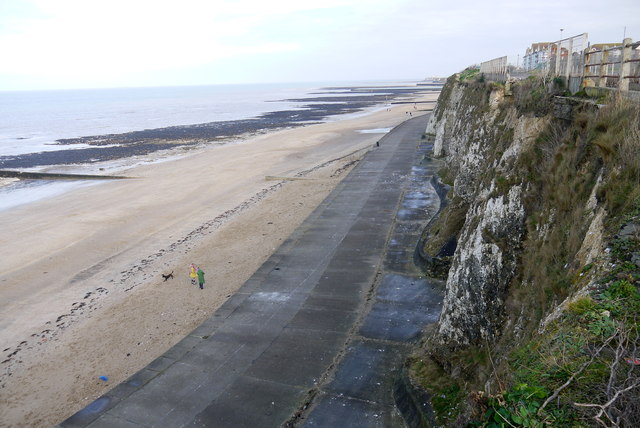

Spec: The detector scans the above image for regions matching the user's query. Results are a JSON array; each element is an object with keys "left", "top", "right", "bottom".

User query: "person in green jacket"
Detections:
[{"left": 197, "top": 267, "right": 205, "bottom": 289}]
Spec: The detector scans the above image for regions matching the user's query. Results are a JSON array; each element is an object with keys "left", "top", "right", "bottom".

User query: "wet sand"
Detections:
[
  {"left": 0, "top": 86, "right": 439, "bottom": 170},
  {"left": 0, "top": 92, "right": 438, "bottom": 427}
]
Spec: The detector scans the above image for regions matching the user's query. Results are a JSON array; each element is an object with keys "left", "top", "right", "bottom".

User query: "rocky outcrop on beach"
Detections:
[{"left": 0, "top": 86, "right": 436, "bottom": 170}]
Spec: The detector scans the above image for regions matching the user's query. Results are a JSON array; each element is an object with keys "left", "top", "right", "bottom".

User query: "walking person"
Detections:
[
  {"left": 189, "top": 264, "right": 198, "bottom": 286},
  {"left": 197, "top": 267, "right": 205, "bottom": 290}
]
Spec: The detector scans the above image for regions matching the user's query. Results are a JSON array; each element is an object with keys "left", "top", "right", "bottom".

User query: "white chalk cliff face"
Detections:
[
  {"left": 425, "top": 78, "right": 537, "bottom": 347},
  {"left": 436, "top": 185, "right": 526, "bottom": 346}
]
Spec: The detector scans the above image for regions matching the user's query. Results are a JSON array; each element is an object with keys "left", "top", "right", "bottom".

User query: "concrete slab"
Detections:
[
  {"left": 302, "top": 293, "right": 363, "bottom": 313},
  {"left": 59, "top": 396, "right": 122, "bottom": 428},
  {"left": 80, "top": 414, "right": 142, "bottom": 428},
  {"left": 204, "top": 292, "right": 251, "bottom": 322},
  {"left": 216, "top": 295, "right": 295, "bottom": 326},
  {"left": 153, "top": 368, "right": 261, "bottom": 427},
  {"left": 287, "top": 306, "right": 359, "bottom": 333},
  {"left": 106, "top": 368, "right": 159, "bottom": 400},
  {"left": 358, "top": 274, "right": 442, "bottom": 342},
  {"left": 245, "top": 328, "right": 346, "bottom": 387},
  {"left": 387, "top": 223, "right": 425, "bottom": 248},
  {"left": 302, "top": 394, "right": 395, "bottom": 428},
  {"left": 375, "top": 274, "right": 443, "bottom": 304},
  {"left": 105, "top": 362, "right": 212, "bottom": 426},
  {"left": 397, "top": 194, "right": 433, "bottom": 221},
  {"left": 311, "top": 277, "right": 370, "bottom": 300},
  {"left": 325, "top": 249, "right": 379, "bottom": 272},
  {"left": 324, "top": 340, "right": 406, "bottom": 404},
  {"left": 147, "top": 355, "right": 175, "bottom": 373},
  {"left": 189, "top": 376, "right": 305, "bottom": 427},
  {"left": 188, "top": 315, "right": 226, "bottom": 338},
  {"left": 253, "top": 268, "right": 320, "bottom": 293},
  {"left": 162, "top": 335, "right": 204, "bottom": 361},
  {"left": 178, "top": 337, "right": 244, "bottom": 369},
  {"left": 314, "top": 267, "right": 374, "bottom": 285},
  {"left": 358, "top": 301, "right": 439, "bottom": 342}
]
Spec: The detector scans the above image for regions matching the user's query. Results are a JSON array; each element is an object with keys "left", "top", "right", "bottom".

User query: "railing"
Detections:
[
  {"left": 479, "top": 33, "right": 639, "bottom": 98},
  {"left": 547, "top": 33, "right": 589, "bottom": 93},
  {"left": 583, "top": 38, "right": 640, "bottom": 92},
  {"left": 480, "top": 56, "right": 508, "bottom": 82}
]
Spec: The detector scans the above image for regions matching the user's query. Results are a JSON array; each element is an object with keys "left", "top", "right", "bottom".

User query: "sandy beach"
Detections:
[{"left": 0, "top": 93, "right": 437, "bottom": 427}]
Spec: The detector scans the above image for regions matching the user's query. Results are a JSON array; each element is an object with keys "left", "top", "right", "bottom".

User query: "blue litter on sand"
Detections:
[{"left": 99, "top": 376, "right": 108, "bottom": 381}]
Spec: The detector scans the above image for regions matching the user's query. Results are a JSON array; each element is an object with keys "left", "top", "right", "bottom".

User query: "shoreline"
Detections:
[
  {"left": 0, "top": 91, "right": 438, "bottom": 426},
  {"left": 0, "top": 85, "right": 437, "bottom": 171},
  {"left": 0, "top": 170, "right": 132, "bottom": 180},
  {"left": 0, "top": 84, "right": 437, "bottom": 213}
]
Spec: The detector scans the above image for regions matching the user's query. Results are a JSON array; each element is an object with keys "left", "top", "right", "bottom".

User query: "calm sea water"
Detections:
[
  {"left": 0, "top": 81, "right": 407, "bottom": 210},
  {"left": 0, "top": 83, "right": 332, "bottom": 157}
]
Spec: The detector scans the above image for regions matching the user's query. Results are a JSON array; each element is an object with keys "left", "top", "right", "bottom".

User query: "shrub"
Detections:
[
  {"left": 567, "top": 296, "right": 597, "bottom": 317},
  {"left": 480, "top": 384, "right": 548, "bottom": 427},
  {"left": 459, "top": 67, "right": 481, "bottom": 82}
]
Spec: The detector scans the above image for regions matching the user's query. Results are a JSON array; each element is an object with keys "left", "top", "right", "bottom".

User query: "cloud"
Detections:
[
  {"left": 0, "top": 0, "right": 309, "bottom": 78},
  {"left": 0, "top": 0, "right": 638, "bottom": 89}
]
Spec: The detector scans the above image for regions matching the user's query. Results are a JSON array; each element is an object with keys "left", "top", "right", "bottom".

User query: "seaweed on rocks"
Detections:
[{"left": 0, "top": 86, "right": 433, "bottom": 170}]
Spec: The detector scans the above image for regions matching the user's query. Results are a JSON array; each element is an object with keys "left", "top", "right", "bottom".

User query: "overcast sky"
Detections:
[{"left": 1, "top": 0, "right": 638, "bottom": 90}]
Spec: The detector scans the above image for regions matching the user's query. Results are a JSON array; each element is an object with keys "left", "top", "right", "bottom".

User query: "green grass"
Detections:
[
  {"left": 410, "top": 357, "right": 466, "bottom": 426},
  {"left": 473, "top": 220, "right": 640, "bottom": 426},
  {"left": 459, "top": 67, "right": 481, "bottom": 82}
]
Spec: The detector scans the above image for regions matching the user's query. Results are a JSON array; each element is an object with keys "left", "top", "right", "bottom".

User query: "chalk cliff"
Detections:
[
  {"left": 423, "top": 76, "right": 557, "bottom": 350},
  {"left": 412, "top": 72, "right": 640, "bottom": 425}
]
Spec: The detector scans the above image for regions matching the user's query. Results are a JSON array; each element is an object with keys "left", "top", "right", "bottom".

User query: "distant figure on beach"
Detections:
[
  {"left": 189, "top": 264, "right": 197, "bottom": 286},
  {"left": 197, "top": 267, "right": 205, "bottom": 289}
]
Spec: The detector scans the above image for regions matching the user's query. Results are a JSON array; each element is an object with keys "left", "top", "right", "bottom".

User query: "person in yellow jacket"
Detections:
[{"left": 189, "top": 264, "right": 198, "bottom": 286}]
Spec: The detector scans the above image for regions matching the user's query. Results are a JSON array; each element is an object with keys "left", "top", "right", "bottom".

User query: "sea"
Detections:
[{"left": 0, "top": 80, "right": 423, "bottom": 211}]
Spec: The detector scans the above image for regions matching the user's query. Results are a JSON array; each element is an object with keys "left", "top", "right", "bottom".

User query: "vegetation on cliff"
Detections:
[{"left": 412, "top": 73, "right": 640, "bottom": 427}]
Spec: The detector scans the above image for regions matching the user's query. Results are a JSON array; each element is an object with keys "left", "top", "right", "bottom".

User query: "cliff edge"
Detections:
[{"left": 410, "top": 72, "right": 640, "bottom": 426}]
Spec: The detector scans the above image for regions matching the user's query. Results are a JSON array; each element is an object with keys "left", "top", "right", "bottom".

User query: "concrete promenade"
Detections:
[{"left": 58, "top": 114, "right": 443, "bottom": 428}]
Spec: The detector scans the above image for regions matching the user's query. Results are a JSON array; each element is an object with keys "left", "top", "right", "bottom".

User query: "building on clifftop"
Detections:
[{"left": 523, "top": 42, "right": 551, "bottom": 70}]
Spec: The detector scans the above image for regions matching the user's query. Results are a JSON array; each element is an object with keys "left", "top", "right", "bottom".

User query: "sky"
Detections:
[{"left": 0, "top": 0, "right": 638, "bottom": 91}]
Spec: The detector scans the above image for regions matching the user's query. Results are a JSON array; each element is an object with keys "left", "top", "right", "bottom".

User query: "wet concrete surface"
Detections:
[
  {"left": 57, "top": 114, "right": 443, "bottom": 428},
  {"left": 298, "top": 139, "right": 444, "bottom": 428},
  {"left": 358, "top": 275, "right": 442, "bottom": 343}
]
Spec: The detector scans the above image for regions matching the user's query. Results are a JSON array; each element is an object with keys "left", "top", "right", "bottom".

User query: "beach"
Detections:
[{"left": 0, "top": 92, "right": 437, "bottom": 427}]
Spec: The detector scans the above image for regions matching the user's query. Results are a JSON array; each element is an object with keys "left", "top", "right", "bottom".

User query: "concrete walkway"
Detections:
[{"left": 58, "top": 114, "right": 443, "bottom": 428}]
